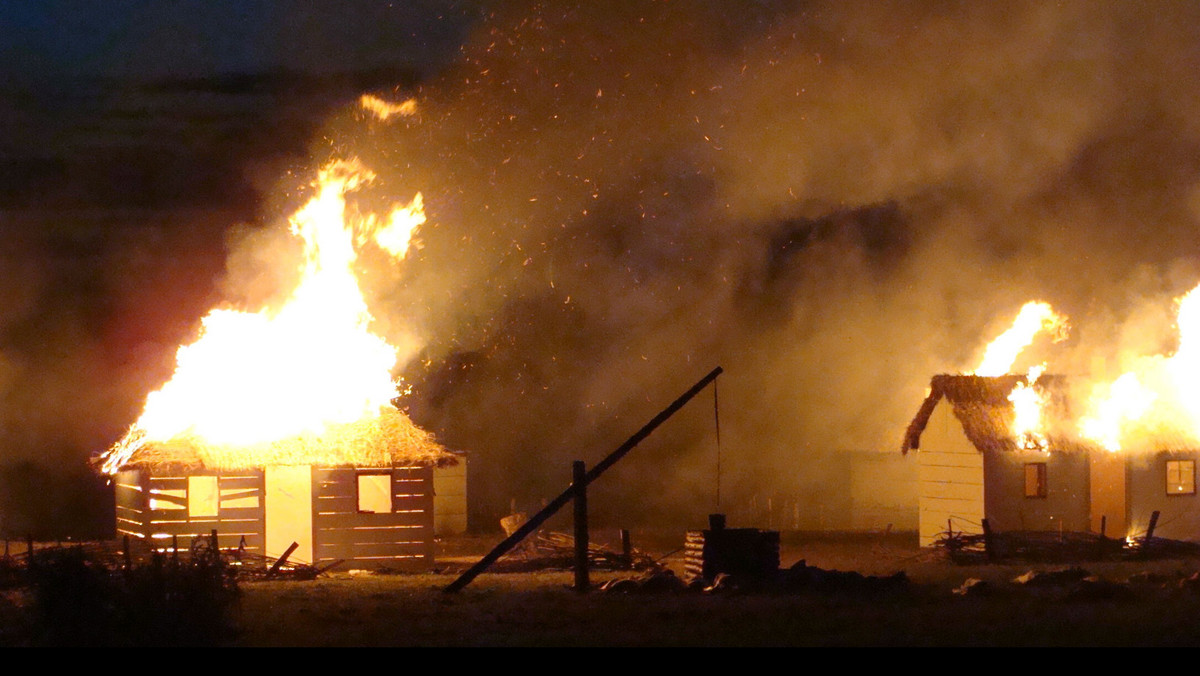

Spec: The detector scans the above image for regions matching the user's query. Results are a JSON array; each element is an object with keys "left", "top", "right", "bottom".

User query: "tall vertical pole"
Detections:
[
  {"left": 573, "top": 460, "right": 589, "bottom": 592},
  {"left": 714, "top": 378, "right": 721, "bottom": 511}
]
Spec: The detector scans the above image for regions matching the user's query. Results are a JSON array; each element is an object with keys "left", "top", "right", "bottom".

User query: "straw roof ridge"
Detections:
[
  {"left": 901, "top": 373, "right": 1085, "bottom": 455},
  {"left": 111, "top": 407, "right": 457, "bottom": 473}
]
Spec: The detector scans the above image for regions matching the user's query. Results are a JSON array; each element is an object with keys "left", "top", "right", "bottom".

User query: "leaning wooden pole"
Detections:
[
  {"left": 444, "top": 366, "right": 723, "bottom": 593},
  {"left": 573, "top": 460, "right": 589, "bottom": 592}
]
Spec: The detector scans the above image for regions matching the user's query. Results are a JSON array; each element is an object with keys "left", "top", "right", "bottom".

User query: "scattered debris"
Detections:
[
  {"left": 1063, "top": 576, "right": 1129, "bottom": 602},
  {"left": 939, "top": 530, "right": 1125, "bottom": 564},
  {"left": 599, "top": 558, "right": 910, "bottom": 596},
  {"left": 1178, "top": 572, "right": 1200, "bottom": 593},
  {"left": 1126, "top": 571, "right": 1172, "bottom": 586},
  {"left": 490, "top": 531, "right": 659, "bottom": 573},
  {"left": 952, "top": 578, "right": 991, "bottom": 597},
  {"left": 1013, "top": 566, "right": 1091, "bottom": 586}
]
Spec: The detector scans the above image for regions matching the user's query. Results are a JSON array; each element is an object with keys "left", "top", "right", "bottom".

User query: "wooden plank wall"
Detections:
[
  {"left": 115, "top": 470, "right": 148, "bottom": 539},
  {"left": 917, "top": 402, "right": 985, "bottom": 547},
  {"left": 133, "top": 471, "right": 266, "bottom": 554},
  {"left": 433, "top": 460, "right": 468, "bottom": 535},
  {"left": 312, "top": 466, "right": 434, "bottom": 570}
]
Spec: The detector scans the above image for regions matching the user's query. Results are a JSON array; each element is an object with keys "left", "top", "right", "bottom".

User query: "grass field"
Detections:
[
  {"left": 6, "top": 531, "right": 1200, "bottom": 645},
  {"left": 227, "top": 531, "right": 1200, "bottom": 646}
]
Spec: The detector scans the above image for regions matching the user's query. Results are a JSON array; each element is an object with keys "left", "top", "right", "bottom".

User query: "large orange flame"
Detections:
[
  {"left": 101, "top": 159, "right": 422, "bottom": 474},
  {"left": 1080, "top": 283, "right": 1200, "bottom": 452},
  {"left": 971, "top": 301, "right": 1069, "bottom": 377},
  {"left": 1009, "top": 364, "right": 1049, "bottom": 450}
]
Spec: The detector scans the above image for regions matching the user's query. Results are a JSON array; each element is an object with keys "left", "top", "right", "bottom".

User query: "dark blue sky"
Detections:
[{"left": 0, "top": 0, "right": 481, "bottom": 81}]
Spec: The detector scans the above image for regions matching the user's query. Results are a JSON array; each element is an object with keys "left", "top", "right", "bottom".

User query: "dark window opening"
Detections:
[{"left": 1024, "top": 463, "right": 1047, "bottom": 498}]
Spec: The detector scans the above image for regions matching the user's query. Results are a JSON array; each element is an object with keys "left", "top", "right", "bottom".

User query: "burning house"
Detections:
[
  {"left": 97, "top": 155, "right": 464, "bottom": 569},
  {"left": 902, "top": 372, "right": 1200, "bottom": 547},
  {"left": 108, "top": 410, "right": 458, "bottom": 569},
  {"left": 903, "top": 296, "right": 1200, "bottom": 548}
]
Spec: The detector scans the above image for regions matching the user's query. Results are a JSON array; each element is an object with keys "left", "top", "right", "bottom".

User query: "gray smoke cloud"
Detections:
[
  {"left": 6, "top": 0, "right": 1200, "bottom": 534},
  {"left": 318, "top": 1, "right": 1200, "bottom": 526}
]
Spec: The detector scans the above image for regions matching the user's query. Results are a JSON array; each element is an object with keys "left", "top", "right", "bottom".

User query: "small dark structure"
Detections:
[
  {"left": 684, "top": 514, "right": 780, "bottom": 584},
  {"left": 109, "top": 409, "right": 458, "bottom": 570}
]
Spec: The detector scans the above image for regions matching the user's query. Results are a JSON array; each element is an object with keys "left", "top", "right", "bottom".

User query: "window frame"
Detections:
[
  {"left": 357, "top": 472, "right": 394, "bottom": 514},
  {"left": 1166, "top": 459, "right": 1196, "bottom": 496},
  {"left": 188, "top": 475, "right": 220, "bottom": 518}
]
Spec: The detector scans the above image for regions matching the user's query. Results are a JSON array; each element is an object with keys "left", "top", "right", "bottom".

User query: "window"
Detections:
[
  {"left": 1167, "top": 460, "right": 1196, "bottom": 495},
  {"left": 188, "top": 476, "right": 219, "bottom": 518},
  {"left": 357, "top": 473, "right": 393, "bottom": 513},
  {"left": 1024, "top": 463, "right": 1047, "bottom": 498}
]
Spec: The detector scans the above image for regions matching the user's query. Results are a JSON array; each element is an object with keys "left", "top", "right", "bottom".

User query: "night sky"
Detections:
[
  {"left": 4, "top": 1, "right": 1200, "bottom": 536},
  {"left": 0, "top": 1, "right": 477, "bottom": 80}
]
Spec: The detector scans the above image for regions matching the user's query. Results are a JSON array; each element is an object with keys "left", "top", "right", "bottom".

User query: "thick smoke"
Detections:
[
  {"left": 326, "top": 1, "right": 1200, "bottom": 527},
  {"left": 7, "top": 0, "right": 1200, "bottom": 534}
]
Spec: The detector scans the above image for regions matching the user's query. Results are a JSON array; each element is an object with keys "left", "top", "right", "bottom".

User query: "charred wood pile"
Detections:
[
  {"left": 684, "top": 516, "right": 780, "bottom": 584},
  {"left": 936, "top": 529, "right": 1200, "bottom": 564},
  {"left": 491, "top": 531, "right": 658, "bottom": 573},
  {"left": 598, "top": 559, "right": 909, "bottom": 596}
]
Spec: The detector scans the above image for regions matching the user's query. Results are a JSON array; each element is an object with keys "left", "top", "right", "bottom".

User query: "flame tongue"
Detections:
[
  {"left": 1009, "top": 365, "right": 1049, "bottom": 450},
  {"left": 103, "top": 160, "right": 422, "bottom": 474},
  {"left": 972, "top": 301, "right": 1069, "bottom": 376}
]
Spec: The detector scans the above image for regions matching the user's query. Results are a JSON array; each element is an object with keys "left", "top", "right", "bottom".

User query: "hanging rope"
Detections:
[{"left": 714, "top": 376, "right": 722, "bottom": 510}]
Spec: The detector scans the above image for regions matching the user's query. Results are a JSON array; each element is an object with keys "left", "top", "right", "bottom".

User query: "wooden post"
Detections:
[
  {"left": 444, "top": 367, "right": 723, "bottom": 593},
  {"left": 1099, "top": 515, "right": 1107, "bottom": 539},
  {"left": 620, "top": 529, "right": 632, "bottom": 569},
  {"left": 210, "top": 529, "right": 219, "bottom": 563},
  {"left": 573, "top": 461, "right": 588, "bottom": 592},
  {"left": 981, "top": 518, "right": 995, "bottom": 562},
  {"left": 1146, "top": 510, "right": 1160, "bottom": 541},
  {"left": 123, "top": 535, "right": 132, "bottom": 570},
  {"left": 172, "top": 534, "right": 179, "bottom": 565}
]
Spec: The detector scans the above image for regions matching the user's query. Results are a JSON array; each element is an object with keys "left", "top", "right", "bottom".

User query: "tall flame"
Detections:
[
  {"left": 1009, "top": 365, "right": 1049, "bottom": 450},
  {"left": 102, "top": 159, "right": 422, "bottom": 474},
  {"left": 1080, "top": 283, "right": 1200, "bottom": 452},
  {"left": 972, "top": 301, "right": 1069, "bottom": 376}
]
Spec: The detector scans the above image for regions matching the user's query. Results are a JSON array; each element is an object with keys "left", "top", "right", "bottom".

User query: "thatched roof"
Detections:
[
  {"left": 900, "top": 374, "right": 1093, "bottom": 455},
  {"left": 107, "top": 407, "right": 458, "bottom": 473}
]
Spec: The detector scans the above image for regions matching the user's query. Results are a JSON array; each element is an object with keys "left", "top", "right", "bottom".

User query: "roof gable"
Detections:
[{"left": 901, "top": 374, "right": 1089, "bottom": 455}]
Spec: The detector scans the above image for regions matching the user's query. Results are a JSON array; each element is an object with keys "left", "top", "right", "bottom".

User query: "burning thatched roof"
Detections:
[
  {"left": 105, "top": 407, "right": 457, "bottom": 473},
  {"left": 900, "top": 374, "right": 1092, "bottom": 455}
]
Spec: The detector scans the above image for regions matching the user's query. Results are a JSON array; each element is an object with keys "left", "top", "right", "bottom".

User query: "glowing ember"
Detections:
[
  {"left": 1009, "top": 365, "right": 1049, "bottom": 450},
  {"left": 359, "top": 94, "right": 417, "bottom": 121},
  {"left": 101, "top": 159, "right": 423, "bottom": 474},
  {"left": 972, "top": 301, "right": 1069, "bottom": 377}
]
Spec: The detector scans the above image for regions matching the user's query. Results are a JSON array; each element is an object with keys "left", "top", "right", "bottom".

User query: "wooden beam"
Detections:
[
  {"left": 573, "top": 461, "right": 589, "bottom": 592},
  {"left": 444, "top": 366, "right": 723, "bottom": 593},
  {"left": 266, "top": 541, "right": 299, "bottom": 578}
]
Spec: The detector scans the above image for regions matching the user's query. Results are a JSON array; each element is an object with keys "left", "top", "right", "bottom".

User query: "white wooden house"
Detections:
[{"left": 901, "top": 374, "right": 1200, "bottom": 546}]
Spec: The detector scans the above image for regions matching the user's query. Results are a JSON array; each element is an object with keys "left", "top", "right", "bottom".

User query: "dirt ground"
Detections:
[{"left": 230, "top": 530, "right": 1200, "bottom": 646}]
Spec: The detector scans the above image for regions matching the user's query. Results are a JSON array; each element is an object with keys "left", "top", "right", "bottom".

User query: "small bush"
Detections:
[{"left": 28, "top": 547, "right": 238, "bottom": 646}]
